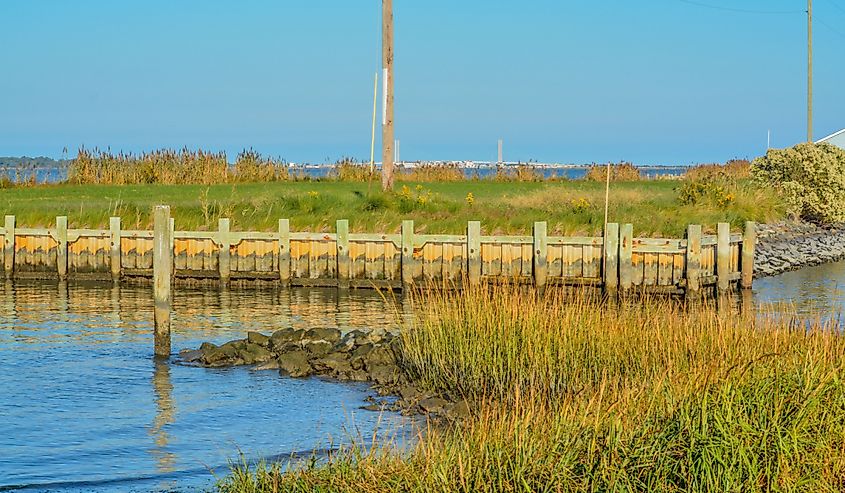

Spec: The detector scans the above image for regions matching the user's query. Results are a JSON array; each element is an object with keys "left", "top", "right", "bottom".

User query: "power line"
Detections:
[
  {"left": 827, "top": 0, "right": 845, "bottom": 15},
  {"left": 673, "top": 0, "right": 804, "bottom": 14},
  {"left": 817, "top": 15, "right": 845, "bottom": 38}
]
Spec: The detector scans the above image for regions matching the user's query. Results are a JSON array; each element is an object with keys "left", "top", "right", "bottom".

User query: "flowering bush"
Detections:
[{"left": 751, "top": 143, "right": 845, "bottom": 223}]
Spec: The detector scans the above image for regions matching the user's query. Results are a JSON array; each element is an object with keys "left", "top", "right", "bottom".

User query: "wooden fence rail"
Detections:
[{"left": 0, "top": 213, "right": 756, "bottom": 297}]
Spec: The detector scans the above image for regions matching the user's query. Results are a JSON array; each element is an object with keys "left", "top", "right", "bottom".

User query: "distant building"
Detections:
[{"left": 816, "top": 128, "right": 845, "bottom": 149}]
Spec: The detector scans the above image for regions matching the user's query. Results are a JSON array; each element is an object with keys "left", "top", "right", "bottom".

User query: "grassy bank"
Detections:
[
  {"left": 218, "top": 287, "right": 845, "bottom": 492},
  {"left": 0, "top": 178, "right": 782, "bottom": 237}
]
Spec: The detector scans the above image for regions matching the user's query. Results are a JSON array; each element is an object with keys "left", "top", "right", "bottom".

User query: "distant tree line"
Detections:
[{"left": 0, "top": 156, "right": 69, "bottom": 168}]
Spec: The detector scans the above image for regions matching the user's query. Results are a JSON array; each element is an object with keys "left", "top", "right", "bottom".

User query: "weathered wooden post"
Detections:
[
  {"left": 467, "top": 221, "right": 481, "bottom": 286},
  {"left": 741, "top": 221, "right": 756, "bottom": 290},
  {"left": 401, "top": 220, "right": 415, "bottom": 287},
  {"left": 619, "top": 223, "right": 633, "bottom": 292},
  {"left": 56, "top": 216, "right": 68, "bottom": 281},
  {"left": 336, "top": 219, "right": 350, "bottom": 289},
  {"left": 278, "top": 219, "right": 290, "bottom": 287},
  {"left": 533, "top": 221, "right": 548, "bottom": 292},
  {"left": 686, "top": 224, "right": 702, "bottom": 299},
  {"left": 218, "top": 218, "right": 231, "bottom": 286},
  {"left": 717, "top": 222, "right": 731, "bottom": 293},
  {"left": 3, "top": 215, "right": 14, "bottom": 280},
  {"left": 153, "top": 206, "right": 172, "bottom": 358},
  {"left": 109, "top": 217, "right": 121, "bottom": 283},
  {"left": 603, "top": 223, "right": 619, "bottom": 295}
]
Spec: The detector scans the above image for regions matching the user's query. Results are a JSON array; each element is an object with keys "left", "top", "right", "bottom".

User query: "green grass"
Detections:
[
  {"left": 0, "top": 179, "right": 784, "bottom": 236},
  {"left": 217, "top": 287, "right": 845, "bottom": 493}
]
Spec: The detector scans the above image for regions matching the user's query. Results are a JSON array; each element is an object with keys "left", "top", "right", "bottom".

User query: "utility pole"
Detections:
[
  {"left": 381, "top": 0, "right": 395, "bottom": 190},
  {"left": 807, "top": 0, "right": 813, "bottom": 142}
]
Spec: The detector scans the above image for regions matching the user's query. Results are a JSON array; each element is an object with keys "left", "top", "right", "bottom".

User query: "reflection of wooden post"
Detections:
[
  {"left": 109, "top": 217, "right": 121, "bottom": 283},
  {"left": 56, "top": 216, "right": 68, "bottom": 281},
  {"left": 717, "top": 222, "right": 730, "bottom": 293},
  {"left": 218, "top": 218, "right": 231, "bottom": 286},
  {"left": 741, "top": 221, "right": 756, "bottom": 289},
  {"left": 3, "top": 215, "right": 14, "bottom": 279},
  {"left": 278, "top": 219, "right": 290, "bottom": 287},
  {"left": 686, "top": 224, "right": 702, "bottom": 299},
  {"left": 603, "top": 223, "right": 619, "bottom": 294},
  {"left": 401, "top": 220, "right": 414, "bottom": 287},
  {"left": 153, "top": 206, "right": 172, "bottom": 358},
  {"left": 533, "top": 222, "right": 547, "bottom": 291},
  {"left": 619, "top": 223, "right": 633, "bottom": 291},
  {"left": 336, "top": 219, "right": 350, "bottom": 289},
  {"left": 467, "top": 221, "right": 481, "bottom": 285}
]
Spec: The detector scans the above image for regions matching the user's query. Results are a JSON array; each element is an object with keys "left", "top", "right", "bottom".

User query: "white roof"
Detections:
[{"left": 816, "top": 128, "right": 845, "bottom": 144}]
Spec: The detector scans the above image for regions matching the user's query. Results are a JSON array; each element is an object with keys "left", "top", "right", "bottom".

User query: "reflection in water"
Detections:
[
  {"left": 150, "top": 359, "right": 176, "bottom": 481},
  {"left": 0, "top": 282, "right": 409, "bottom": 493}
]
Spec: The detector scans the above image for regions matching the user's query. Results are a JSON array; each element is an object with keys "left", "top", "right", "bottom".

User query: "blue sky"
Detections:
[{"left": 0, "top": 0, "right": 843, "bottom": 164}]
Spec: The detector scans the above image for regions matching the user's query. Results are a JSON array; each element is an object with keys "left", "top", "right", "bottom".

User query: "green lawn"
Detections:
[{"left": 0, "top": 179, "right": 784, "bottom": 237}]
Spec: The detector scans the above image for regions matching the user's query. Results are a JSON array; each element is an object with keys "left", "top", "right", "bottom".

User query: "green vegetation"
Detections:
[
  {"left": 752, "top": 143, "right": 845, "bottom": 224},
  {"left": 218, "top": 286, "right": 845, "bottom": 492},
  {"left": 0, "top": 178, "right": 783, "bottom": 236}
]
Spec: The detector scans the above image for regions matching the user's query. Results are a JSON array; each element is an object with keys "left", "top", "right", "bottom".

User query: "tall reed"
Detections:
[{"left": 219, "top": 287, "right": 845, "bottom": 492}]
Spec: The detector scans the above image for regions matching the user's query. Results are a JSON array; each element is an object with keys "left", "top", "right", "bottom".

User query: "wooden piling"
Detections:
[
  {"left": 533, "top": 222, "right": 548, "bottom": 291},
  {"left": 467, "top": 221, "right": 481, "bottom": 286},
  {"left": 278, "top": 219, "right": 290, "bottom": 287},
  {"left": 717, "top": 222, "right": 731, "bottom": 292},
  {"left": 218, "top": 218, "right": 231, "bottom": 286},
  {"left": 109, "top": 217, "right": 121, "bottom": 282},
  {"left": 603, "top": 223, "right": 619, "bottom": 294},
  {"left": 336, "top": 219, "right": 350, "bottom": 289},
  {"left": 56, "top": 216, "right": 68, "bottom": 280},
  {"left": 3, "top": 215, "right": 14, "bottom": 279},
  {"left": 619, "top": 223, "right": 633, "bottom": 291},
  {"left": 153, "top": 206, "right": 172, "bottom": 358},
  {"left": 741, "top": 221, "right": 756, "bottom": 289},
  {"left": 401, "top": 220, "right": 414, "bottom": 287},
  {"left": 686, "top": 224, "right": 702, "bottom": 298}
]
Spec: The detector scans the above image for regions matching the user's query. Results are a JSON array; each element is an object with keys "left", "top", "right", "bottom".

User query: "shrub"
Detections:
[
  {"left": 751, "top": 143, "right": 845, "bottom": 223},
  {"left": 585, "top": 162, "right": 641, "bottom": 182}
]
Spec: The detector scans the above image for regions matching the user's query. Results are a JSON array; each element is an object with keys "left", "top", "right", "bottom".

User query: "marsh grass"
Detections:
[
  {"left": 585, "top": 162, "right": 642, "bottom": 182},
  {"left": 218, "top": 287, "right": 845, "bottom": 492}
]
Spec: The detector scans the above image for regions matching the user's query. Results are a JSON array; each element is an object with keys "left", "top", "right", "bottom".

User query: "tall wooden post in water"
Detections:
[
  {"left": 381, "top": 0, "right": 395, "bottom": 190},
  {"left": 153, "top": 206, "right": 172, "bottom": 358}
]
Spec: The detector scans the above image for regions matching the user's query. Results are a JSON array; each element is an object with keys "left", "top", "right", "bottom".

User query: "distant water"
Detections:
[
  {"left": 0, "top": 284, "right": 412, "bottom": 493},
  {"left": 0, "top": 165, "right": 689, "bottom": 184}
]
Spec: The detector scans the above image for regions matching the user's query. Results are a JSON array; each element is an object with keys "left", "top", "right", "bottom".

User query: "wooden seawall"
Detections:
[{"left": 1, "top": 214, "right": 756, "bottom": 297}]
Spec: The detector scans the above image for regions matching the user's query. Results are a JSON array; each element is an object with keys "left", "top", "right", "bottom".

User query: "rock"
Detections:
[
  {"left": 254, "top": 359, "right": 280, "bottom": 371},
  {"left": 278, "top": 350, "right": 312, "bottom": 378},
  {"left": 269, "top": 328, "right": 304, "bottom": 351},
  {"left": 179, "top": 349, "right": 204, "bottom": 363},
  {"left": 365, "top": 345, "right": 395, "bottom": 368},
  {"left": 203, "top": 340, "right": 244, "bottom": 366},
  {"left": 310, "top": 352, "right": 352, "bottom": 375},
  {"left": 339, "top": 330, "right": 366, "bottom": 350},
  {"left": 368, "top": 364, "right": 401, "bottom": 386},
  {"left": 399, "top": 385, "right": 422, "bottom": 402},
  {"left": 419, "top": 397, "right": 449, "bottom": 415},
  {"left": 343, "top": 369, "right": 370, "bottom": 382},
  {"left": 350, "top": 343, "right": 373, "bottom": 370},
  {"left": 200, "top": 342, "right": 217, "bottom": 352},
  {"left": 446, "top": 400, "right": 471, "bottom": 419},
  {"left": 240, "top": 343, "right": 274, "bottom": 365},
  {"left": 303, "top": 340, "right": 334, "bottom": 357},
  {"left": 247, "top": 331, "right": 270, "bottom": 347},
  {"left": 304, "top": 328, "right": 342, "bottom": 345}
]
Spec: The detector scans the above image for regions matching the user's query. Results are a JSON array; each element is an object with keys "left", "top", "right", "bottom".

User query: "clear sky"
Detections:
[{"left": 1, "top": 0, "right": 843, "bottom": 164}]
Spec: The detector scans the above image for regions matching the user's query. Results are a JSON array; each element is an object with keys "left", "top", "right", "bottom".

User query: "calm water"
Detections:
[
  {"left": 1, "top": 261, "right": 843, "bottom": 492},
  {"left": 0, "top": 284, "right": 411, "bottom": 492}
]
